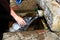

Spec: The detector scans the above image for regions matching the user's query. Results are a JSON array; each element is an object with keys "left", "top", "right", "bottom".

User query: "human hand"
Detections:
[
  {"left": 17, "top": 16, "right": 26, "bottom": 26},
  {"left": 11, "top": 8, "right": 26, "bottom": 27}
]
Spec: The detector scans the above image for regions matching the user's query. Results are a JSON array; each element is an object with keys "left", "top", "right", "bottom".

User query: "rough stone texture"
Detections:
[
  {"left": 7, "top": 0, "right": 60, "bottom": 40},
  {"left": 44, "top": 32, "right": 60, "bottom": 40},
  {"left": 3, "top": 30, "right": 45, "bottom": 40},
  {"left": 10, "top": 0, "right": 37, "bottom": 11},
  {"left": 37, "top": 0, "right": 60, "bottom": 32},
  {"left": 3, "top": 30, "right": 60, "bottom": 40},
  {"left": 10, "top": 0, "right": 60, "bottom": 32},
  {"left": 17, "top": 11, "right": 37, "bottom": 17}
]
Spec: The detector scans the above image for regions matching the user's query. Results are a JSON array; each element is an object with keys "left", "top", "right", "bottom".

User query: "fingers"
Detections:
[
  {"left": 17, "top": 17, "right": 26, "bottom": 27},
  {"left": 20, "top": 20, "right": 26, "bottom": 26}
]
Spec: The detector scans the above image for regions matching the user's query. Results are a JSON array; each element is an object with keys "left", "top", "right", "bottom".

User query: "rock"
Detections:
[
  {"left": 10, "top": 0, "right": 37, "bottom": 11},
  {"left": 3, "top": 30, "right": 60, "bottom": 40},
  {"left": 37, "top": 10, "right": 44, "bottom": 17},
  {"left": 44, "top": 31, "right": 60, "bottom": 40},
  {"left": 3, "top": 31, "right": 44, "bottom": 40},
  {"left": 37, "top": 0, "right": 60, "bottom": 32}
]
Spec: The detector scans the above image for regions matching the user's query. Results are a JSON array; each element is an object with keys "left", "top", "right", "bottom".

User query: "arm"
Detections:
[{"left": 10, "top": 8, "right": 26, "bottom": 26}]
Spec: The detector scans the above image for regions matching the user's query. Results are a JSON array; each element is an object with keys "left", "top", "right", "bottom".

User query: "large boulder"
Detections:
[
  {"left": 10, "top": 0, "right": 37, "bottom": 11},
  {"left": 3, "top": 30, "right": 60, "bottom": 40},
  {"left": 36, "top": 0, "right": 60, "bottom": 32}
]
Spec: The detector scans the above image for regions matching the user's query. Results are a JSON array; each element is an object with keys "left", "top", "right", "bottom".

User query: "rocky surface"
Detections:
[
  {"left": 7, "top": 0, "right": 60, "bottom": 40},
  {"left": 10, "top": 0, "right": 60, "bottom": 32},
  {"left": 3, "top": 30, "right": 60, "bottom": 40},
  {"left": 37, "top": 0, "right": 60, "bottom": 32},
  {"left": 10, "top": 0, "right": 37, "bottom": 11}
]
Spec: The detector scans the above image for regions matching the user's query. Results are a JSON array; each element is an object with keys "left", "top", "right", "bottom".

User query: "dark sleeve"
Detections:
[
  {"left": 0, "top": 0, "right": 10, "bottom": 15},
  {"left": 0, "top": 0, "right": 11, "bottom": 32},
  {"left": 0, "top": 0, "right": 14, "bottom": 20}
]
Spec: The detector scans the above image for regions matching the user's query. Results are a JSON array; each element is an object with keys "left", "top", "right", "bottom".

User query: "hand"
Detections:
[
  {"left": 17, "top": 16, "right": 26, "bottom": 26},
  {"left": 11, "top": 8, "right": 26, "bottom": 27}
]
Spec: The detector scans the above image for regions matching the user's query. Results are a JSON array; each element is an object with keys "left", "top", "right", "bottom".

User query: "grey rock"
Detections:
[
  {"left": 44, "top": 31, "right": 60, "bottom": 40},
  {"left": 3, "top": 31, "right": 43, "bottom": 40},
  {"left": 3, "top": 30, "right": 60, "bottom": 40},
  {"left": 10, "top": 0, "right": 37, "bottom": 11},
  {"left": 37, "top": 0, "right": 60, "bottom": 32}
]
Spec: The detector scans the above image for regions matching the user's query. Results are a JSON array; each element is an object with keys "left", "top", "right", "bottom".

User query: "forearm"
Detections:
[
  {"left": 11, "top": 8, "right": 20, "bottom": 24},
  {"left": 10, "top": 8, "right": 26, "bottom": 25},
  {"left": 11, "top": 8, "right": 20, "bottom": 20}
]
